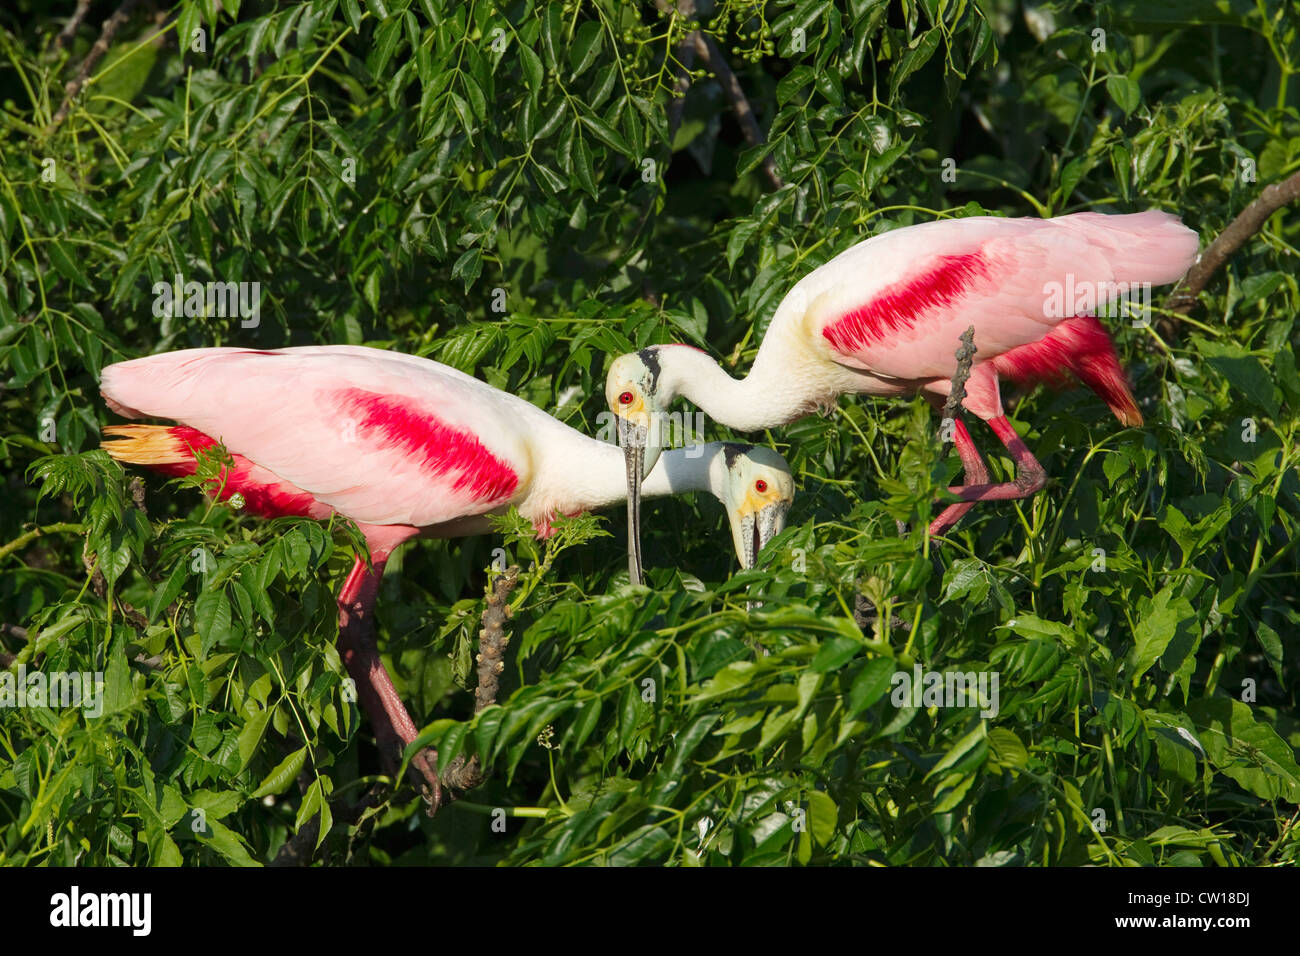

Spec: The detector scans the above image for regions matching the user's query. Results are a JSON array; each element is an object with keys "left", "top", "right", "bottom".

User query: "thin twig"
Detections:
[
  {"left": 47, "top": 0, "right": 141, "bottom": 135},
  {"left": 54, "top": 0, "right": 94, "bottom": 54},
  {"left": 0, "top": 522, "right": 86, "bottom": 563},
  {"left": 1161, "top": 169, "right": 1300, "bottom": 338}
]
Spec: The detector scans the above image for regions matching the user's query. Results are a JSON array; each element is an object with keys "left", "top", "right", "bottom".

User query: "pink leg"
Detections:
[
  {"left": 951, "top": 416, "right": 1047, "bottom": 502},
  {"left": 928, "top": 417, "right": 991, "bottom": 536},
  {"left": 336, "top": 530, "right": 441, "bottom": 807},
  {"left": 928, "top": 415, "right": 1046, "bottom": 537},
  {"left": 926, "top": 364, "right": 1045, "bottom": 536}
]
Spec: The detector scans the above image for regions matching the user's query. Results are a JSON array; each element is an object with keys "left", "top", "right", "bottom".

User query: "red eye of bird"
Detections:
[
  {"left": 619, "top": 391, "right": 634, "bottom": 406},
  {"left": 755, "top": 479, "right": 768, "bottom": 493}
]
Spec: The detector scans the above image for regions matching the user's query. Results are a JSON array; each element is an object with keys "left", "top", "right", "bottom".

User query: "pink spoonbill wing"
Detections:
[
  {"left": 100, "top": 347, "right": 527, "bottom": 528},
  {"left": 810, "top": 212, "right": 1198, "bottom": 380}
]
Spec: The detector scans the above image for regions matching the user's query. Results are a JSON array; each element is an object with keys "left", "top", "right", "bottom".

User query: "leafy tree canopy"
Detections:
[{"left": 1, "top": 0, "right": 1298, "bottom": 865}]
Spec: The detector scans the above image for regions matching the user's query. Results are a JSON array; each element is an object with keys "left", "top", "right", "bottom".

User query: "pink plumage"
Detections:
[
  {"left": 101, "top": 345, "right": 797, "bottom": 806},
  {"left": 813, "top": 211, "right": 1198, "bottom": 387},
  {"left": 607, "top": 209, "right": 1201, "bottom": 536},
  {"left": 331, "top": 387, "right": 519, "bottom": 502},
  {"left": 100, "top": 346, "right": 528, "bottom": 530},
  {"left": 822, "top": 252, "right": 992, "bottom": 352}
]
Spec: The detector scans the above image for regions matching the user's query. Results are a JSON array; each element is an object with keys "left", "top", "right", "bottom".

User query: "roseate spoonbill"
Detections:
[
  {"left": 607, "top": 211, "right": 1199, "bottom": 538},
  {"left": 99, "top": 345, "right": 794, "bottom": 805}
]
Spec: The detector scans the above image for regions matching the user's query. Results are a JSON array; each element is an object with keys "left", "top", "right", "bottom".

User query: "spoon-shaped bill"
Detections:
[
  {"left": 731, "top": 500, "right": 790, "bottom": 570},
  {"left": 619, "top": 416, "right": 648, "bottom": 585}
]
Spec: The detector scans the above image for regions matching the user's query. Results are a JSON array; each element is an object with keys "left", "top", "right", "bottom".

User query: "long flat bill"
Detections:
[
  {"left": 625, "top": 441, "right": 644, "bottom": 585},
  {"left": 618, "top": 415, "right": 648, "bottom": 586}
]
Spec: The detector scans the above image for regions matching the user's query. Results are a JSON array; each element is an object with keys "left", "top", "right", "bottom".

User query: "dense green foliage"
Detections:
[{"left": 2, "top": 0, "right": 1298, "bottom": 866}]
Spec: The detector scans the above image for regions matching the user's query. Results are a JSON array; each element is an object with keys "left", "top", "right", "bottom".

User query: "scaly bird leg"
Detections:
[
  {"left": 928, "top": 416, "right": 991, "bottom": 536},
  {"left": 930, "top": 415, "right": 1046, "bottom": 536},
  {"left": 336, "top": 554, "right": 442, "bottom": 809}
]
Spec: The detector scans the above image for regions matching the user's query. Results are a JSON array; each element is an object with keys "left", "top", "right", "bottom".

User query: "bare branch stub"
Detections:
[
  {"left": 474, "top": 564, "right": 520, "bottom": 714},
  {"left": 129, "top": 476, "right": 147, "bottom": 513},
  {"left": 940, "top": 326, "right": 978, "bottom": 457},
  {"left": 439, "top": 565, "right": 522, "bottom": 794},
  {"left": 853, "top": 593, "right": 906, "bottom": 634}
]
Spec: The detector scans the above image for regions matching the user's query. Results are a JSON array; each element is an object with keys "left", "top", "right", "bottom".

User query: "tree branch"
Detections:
[
  {"left": 54, "top": 0, "right": 94, "bottom": 54},
  {"left": 691, "top": 33, "right": 784, "bottom": 191},
  {"left": 440, "top": 565, "right": 521, "bottom": 792},
  {"left": 0, "top": 522, "right": 86, "bottom": 563},
  {"left": 47, "top": 0, "right": 141, "bottom": 136},
  {"left": 1161, "top": 169, "right": 1300, "bottom": 337}
]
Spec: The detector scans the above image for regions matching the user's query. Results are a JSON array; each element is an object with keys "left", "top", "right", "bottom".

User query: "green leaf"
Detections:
[
  {"left": 197, "top": 819, "right": 261, "bottom": 867},
  {"left": 1105, "top": 75, "right": 1141, "bottom": 115},
  {"left": 846, "top": 657, "right": 895, "bottom": 717},
  {"left": 452, "top": 247, "right": 482, "bottom": 288},
  {"left": 941, "top": 557, "right": 988, "bottom": 604},
  {"left": 100, "top": 643, "right": 136, "bottom": 717},
  {"left": 810, "top": 635, "right": 860, "bottom": 673},
  {"left": 806, "top": 790, "right": 838, "bottom": 846},
  {"left": 1129, "top": 587, "right": 1197, "bottom": 683},
  {"left": 519, "top": 43, "right": 544, "bottom": 91},
  {"left": 987, "top": 728, "right": 1029, "bottom": 769},
  {"left": 251, "top": 746, "right": 308, "bottom": 798},
  {"left": 1001, "top": 614, "right": 1077, "bottom": 645},
  {"left": 1201, "top": 342, "right": 1281, "bottom": 416},
  {"left": 149, "top": 560, "right": 190, "bottom": 623},
  {"left": 195, "top": 588, "right": 233, "bottom": 652},
  {"left": 579, "top": 114, "right": 628, "bottom": 154},
  {"left": 1187, "top": 698, "right": 1300, "bottom": 803},
  {"left": 925, "top": 723, "right": 987, "bottom": 780},
  {"left": 568, "top": 21, "right": 603, "bottom": 77},
  {"left": 237, "top": 707, "right": 273, "bottom": 771},
  {"left": 692, "top": 661, "right": 759, "bottom": 702}
]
